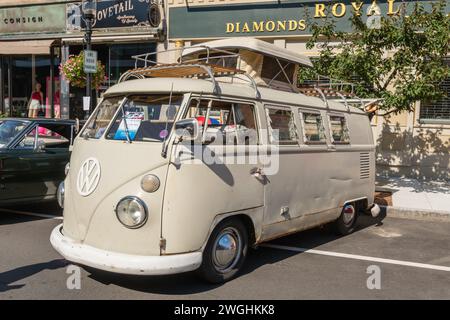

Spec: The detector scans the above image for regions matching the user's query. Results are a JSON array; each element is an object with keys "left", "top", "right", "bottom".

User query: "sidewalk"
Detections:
[{"left": 376, "top": 177, "right": 450, "bottom": 221}]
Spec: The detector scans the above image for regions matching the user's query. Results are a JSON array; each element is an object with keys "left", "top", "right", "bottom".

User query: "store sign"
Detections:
[
  {"left": 169, "top": 0, "right": 448, "bottom": 39},
  {"left": 67, "top": 0, "right": 154, "bottom": 31},
  {"left": 0, "top": 4, "right": 66, "bottom": 35}
]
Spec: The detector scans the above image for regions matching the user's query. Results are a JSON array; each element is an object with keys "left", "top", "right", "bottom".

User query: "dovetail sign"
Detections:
[
  {"left": 169, "top": 0, "right": 448, "bottom": 39},
  {"left": 66, "top": 0, "right": 153, "bottom": 31}
]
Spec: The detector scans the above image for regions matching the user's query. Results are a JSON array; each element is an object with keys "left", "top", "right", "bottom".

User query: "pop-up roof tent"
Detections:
[
  {"left": 181, "top": 37, "right": 313, "bottom": 92},
  {"left": 119, "top": 37, "right": 380, "bottom": 112},
  {"left": 120, "top": 37, "right": 313, "bottom": 94}
]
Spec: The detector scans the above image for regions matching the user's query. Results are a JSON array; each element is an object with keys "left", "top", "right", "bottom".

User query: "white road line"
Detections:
[
  {"left": 261, "top": 243, "right": 450, "bottom": 272},
  {"left": 0, "top": 208, "right": 63, "bottom": 220}
]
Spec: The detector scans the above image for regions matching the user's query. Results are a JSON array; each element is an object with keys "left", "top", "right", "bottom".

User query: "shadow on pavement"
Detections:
[
  {"left": 86, "top": 213, "right": 386, "bottom": 296},
  {"left": 0, "top": 201, "right": 62, "bottom": 226},
  {"left": 0, "top": 259, "right": 68, "bottom": 293}
]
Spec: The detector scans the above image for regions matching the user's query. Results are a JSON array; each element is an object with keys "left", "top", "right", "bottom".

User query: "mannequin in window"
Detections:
[{"left": 28, "top": 83, "right": 43, "bottom": 118}]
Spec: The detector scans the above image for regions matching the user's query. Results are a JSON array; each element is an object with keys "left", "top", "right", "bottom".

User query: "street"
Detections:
[{"left": 0, "top": 205, "right": 449, "bottom": 300}]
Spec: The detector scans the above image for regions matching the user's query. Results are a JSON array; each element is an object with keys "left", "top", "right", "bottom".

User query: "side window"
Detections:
[
  {"left": 329, "top": 114, "right": 350, "bottom": 144},
  {"left": 299, "top": 111, "right": 327, "bottom": 144},
  {"left": 185, "top": 99, "right": 258, "bottom": 145},
  {"left": 16, "top": 126, "right": 69, "bottom": 149},
  {"left": 234, "top": 103, "right": 258, "bottom": 145},
  {"left": 266, "top": 107, "right": 298, "bottom": 145}
]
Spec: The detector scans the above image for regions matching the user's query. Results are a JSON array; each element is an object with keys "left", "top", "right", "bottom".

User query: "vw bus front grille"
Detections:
[{"left": 360, "top": 152, "right": 370, "bottom": 179}]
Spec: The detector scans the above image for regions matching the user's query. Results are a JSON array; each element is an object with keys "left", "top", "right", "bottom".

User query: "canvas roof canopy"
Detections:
[{"left": 182, "top": 37, "right": 313, "bottom": 68}]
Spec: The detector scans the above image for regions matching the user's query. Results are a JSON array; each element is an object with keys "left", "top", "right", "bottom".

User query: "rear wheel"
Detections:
[
  {"left": 333, "top": 203, "right": 358, "bottom": 236},
  {"left": 198, "top": 218, "right": 248, "bottom": 283}
]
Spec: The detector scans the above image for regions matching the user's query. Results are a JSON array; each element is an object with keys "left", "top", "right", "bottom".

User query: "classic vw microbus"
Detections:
[{"left": 51, "top": 38, "right": 380, "bottom": 283}]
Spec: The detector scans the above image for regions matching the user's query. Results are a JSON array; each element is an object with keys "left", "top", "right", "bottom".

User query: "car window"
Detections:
[
  {"left": 0, "top": 120, "right": 27, "bottom": 148},
  {"left": 106, "top": 94, "right": 183, "bottom": 142},
  {"left": 266, "top": 107, "right": 298, "bottom": 145},
  {"left": 184, "top": 99, "right": 258, "bottom": 145},
  {"left": 329, "top": 115, "right": 350, "bottom": 143},
  {"left": 15, "top": 126, "right": 70, "bottom": 150},
  {"left": 81, "top": 97, "right": 124, "bottom": 139},
  {"left": 300, "top": 111, "right": 327, "bottom": 143}
]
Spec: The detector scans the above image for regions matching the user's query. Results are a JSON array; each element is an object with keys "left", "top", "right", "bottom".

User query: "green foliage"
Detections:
[
  {"left": 302, "top": 0, "right": 449, "bottom": 114},
  {"left": 59, "top": 51, "right": 107, "bottom": 89}
]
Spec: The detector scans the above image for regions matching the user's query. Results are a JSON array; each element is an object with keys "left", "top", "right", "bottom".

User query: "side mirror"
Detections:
[{"left": 174, "top": 118, "right": 200, "bottom": 142}]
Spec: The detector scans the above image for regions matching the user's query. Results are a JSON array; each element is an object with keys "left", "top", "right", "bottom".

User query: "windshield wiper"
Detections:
[
  {"left": 161, "top": 84, "right": 174, "bottom": 158},
  {"left": 120, "top": 98, "right": 132, "bottom": 144}
]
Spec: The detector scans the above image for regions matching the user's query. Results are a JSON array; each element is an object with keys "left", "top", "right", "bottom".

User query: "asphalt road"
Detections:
[{"left": 0, "top": 204, "right": 449, "bottom": 300}]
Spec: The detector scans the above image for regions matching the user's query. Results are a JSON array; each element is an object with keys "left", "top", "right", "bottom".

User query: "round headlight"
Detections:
[
  {"left": 116, "top": 197, "right": 148, "bottom": 229},
  {"left": 65, "top": 163, "right": 70, "bottom": 176},
  {"left": 57, "top": 182, "right": 65, "bottom": 209},
  {"left": 141, "top": 174, "right": 160, "bottom": 193}
]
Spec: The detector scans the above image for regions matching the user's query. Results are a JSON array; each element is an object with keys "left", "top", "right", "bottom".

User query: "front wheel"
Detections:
[
  {"left": 197, "top": 219, "right": 248, "bottom": 283},
  {"left": 333, "top": 203, "right": 358, "bottom": 236}
]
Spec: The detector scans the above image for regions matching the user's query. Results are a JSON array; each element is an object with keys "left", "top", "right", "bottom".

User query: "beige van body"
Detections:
[{"left": 51, "top": 40, "right": 378, "bottom": 281}]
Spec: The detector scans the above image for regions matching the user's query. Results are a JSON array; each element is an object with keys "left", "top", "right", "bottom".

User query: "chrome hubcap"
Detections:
[
  {"left": 212, "top": 227, "right": 242, "bottom": 273},
  {"left": 342, "top": 204, "right": 356, "bottom": 225}
]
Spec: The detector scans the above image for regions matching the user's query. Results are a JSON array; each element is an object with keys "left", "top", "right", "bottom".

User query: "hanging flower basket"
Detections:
[{"left": 59, "top": 51, "right": 107, "bottom": 89}]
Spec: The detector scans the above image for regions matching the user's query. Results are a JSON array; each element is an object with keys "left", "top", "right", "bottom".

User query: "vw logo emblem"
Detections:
[{"left": 77, "top": 158, "right": 101, "bottom": 197}]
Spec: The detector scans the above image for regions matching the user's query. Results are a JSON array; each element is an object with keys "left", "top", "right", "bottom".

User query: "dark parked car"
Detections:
[{"left": 0, "top": 118, "right": 76, "bottom": 206}]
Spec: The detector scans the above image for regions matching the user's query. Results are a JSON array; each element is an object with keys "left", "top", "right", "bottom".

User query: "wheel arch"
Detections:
[{"left": 202, "top": 209, "right": 261, "bottom": 251}]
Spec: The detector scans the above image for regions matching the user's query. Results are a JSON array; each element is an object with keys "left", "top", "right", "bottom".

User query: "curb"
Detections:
[{"left": 381, "top": 206, "right": 450, "bottom": 222}]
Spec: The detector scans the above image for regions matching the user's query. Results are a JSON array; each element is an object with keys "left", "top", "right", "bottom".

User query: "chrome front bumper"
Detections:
[{"left": 50, "top": 224, "right": 202, "bottom": 275}]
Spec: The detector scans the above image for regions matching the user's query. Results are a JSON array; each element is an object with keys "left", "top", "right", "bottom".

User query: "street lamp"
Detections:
[{"left": 82, "top": 0, "right": 97, "bottom": 118}]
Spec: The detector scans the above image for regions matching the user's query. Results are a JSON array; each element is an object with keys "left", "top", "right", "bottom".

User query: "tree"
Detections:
[{"left": 301, "top": 0, "right": 449, "bottom": 115}]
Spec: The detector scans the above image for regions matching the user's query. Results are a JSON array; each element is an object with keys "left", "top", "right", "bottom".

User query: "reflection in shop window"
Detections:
[{"left": 420, "top": 58, "right": 450, "bottom": 122}]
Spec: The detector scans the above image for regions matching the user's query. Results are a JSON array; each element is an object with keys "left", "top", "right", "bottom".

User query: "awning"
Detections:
[{"left": 0, "top": 40, "right": 55, "bottom": 55}]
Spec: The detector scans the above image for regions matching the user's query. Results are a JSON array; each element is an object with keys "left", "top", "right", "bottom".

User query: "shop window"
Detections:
[
  {"left": 420, "top": 58, "right": 450, "bottom": 122},
  {"left": 299, "top": 111, "right": 326, "bottom": 143},
  {"left": 266, "top": 107, "right": 298, "bottom": 145}
]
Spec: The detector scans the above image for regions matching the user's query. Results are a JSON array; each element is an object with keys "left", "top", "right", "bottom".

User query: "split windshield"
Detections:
[
  {"left": 0, "top": 120, "right": 28, "bottom": 148},
  {"left": 81, "top": 94, "right": 183, "bottom": 142}
]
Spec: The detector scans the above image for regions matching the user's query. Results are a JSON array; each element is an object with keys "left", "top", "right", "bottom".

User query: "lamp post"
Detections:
[{"left": 82, "top": 0, "right": 97, "bottom": 119}]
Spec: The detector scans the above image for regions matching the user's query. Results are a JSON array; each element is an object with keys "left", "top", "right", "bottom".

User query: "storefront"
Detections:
[
  {"left": 62, "top": 0, "right": 165, "bottom": 119},
  {"left": 0, "top": 3, "right": 66, "bottom": 118},
  {"left": 0, "top": 0, "right": 165, "bottom": 119},
  {"left": 167, "top": 0, "right": 450, "bottom": 180}
]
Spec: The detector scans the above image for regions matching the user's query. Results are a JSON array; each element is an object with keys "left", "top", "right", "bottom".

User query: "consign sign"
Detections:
[{"left": 0, "top": 4, "right": 66, "bottom": 35}]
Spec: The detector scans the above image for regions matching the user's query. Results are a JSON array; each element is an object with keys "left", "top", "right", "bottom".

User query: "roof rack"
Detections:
[
  {"left": 299, "top": 75, "right": 383, "bottom": 112},
  {"left": 118, "top": 45, "right": 261, "bottom": 99}
]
